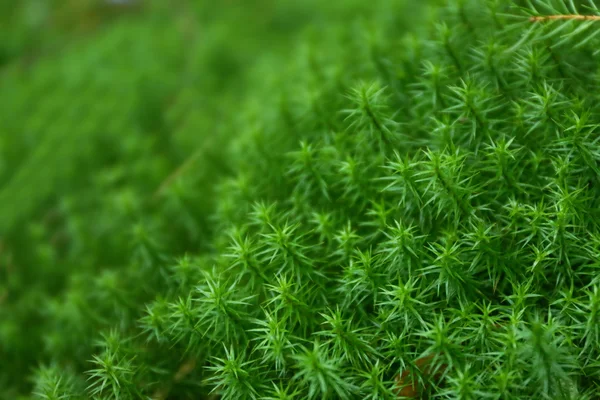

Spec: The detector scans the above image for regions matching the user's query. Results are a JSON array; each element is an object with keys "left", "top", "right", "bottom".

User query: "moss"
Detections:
[{"left": 2, "top": 0, "right": 600, "bottom": 399}]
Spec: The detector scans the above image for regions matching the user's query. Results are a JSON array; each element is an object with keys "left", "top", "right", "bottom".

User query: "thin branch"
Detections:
[
  {"left": 530, "top": 15, "right": 600, "bottom": 22},
  {"left": 152, "top": 358, "right": 198, "bottom": 400},
  {"left": 153, "top": 149, "right": 203, "bottom": 200}
]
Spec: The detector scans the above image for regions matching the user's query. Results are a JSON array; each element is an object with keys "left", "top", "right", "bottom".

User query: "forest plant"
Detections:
[{"left": 2, "top": 0, "right": 600, "bottom": 399}]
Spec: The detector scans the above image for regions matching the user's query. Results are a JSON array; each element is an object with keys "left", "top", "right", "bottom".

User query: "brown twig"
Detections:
[
  {"left": 530, "top": 15, "right": 600, "bottom": 22},
  {"left": 153, "top": 150, "right": 202, "bottom": 200},
  {"left": 395, "top": 324, "right": 508, "bottom": 398},
  {"left": 152, "top": 358, "right": 197, "bottom": 400},
  {"left": 395, "top": 354, "right": 448, "bottom": 398}
]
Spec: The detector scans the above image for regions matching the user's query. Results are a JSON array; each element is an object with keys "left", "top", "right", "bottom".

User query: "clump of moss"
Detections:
[{"left": 2, "top": 0, "right": 600, "bottom": 399}]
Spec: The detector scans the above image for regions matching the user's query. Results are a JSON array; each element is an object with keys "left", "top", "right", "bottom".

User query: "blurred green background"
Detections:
[{"left": 0, "top": 0, "right": 424, "bottom": 231}]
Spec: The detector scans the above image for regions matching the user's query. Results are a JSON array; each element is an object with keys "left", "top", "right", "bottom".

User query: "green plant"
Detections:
[{"left": 2, "top": 0, "right": 600, "bottom": 399}]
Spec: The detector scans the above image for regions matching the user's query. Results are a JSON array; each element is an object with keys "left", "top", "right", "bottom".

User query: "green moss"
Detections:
[{"left": 2, "top": 0, "right": 600, "bottom": 399}]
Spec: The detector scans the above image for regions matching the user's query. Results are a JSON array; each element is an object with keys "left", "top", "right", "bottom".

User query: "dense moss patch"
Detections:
[{"left": 2, "top": 1, "right": 600, "bottom": 399}]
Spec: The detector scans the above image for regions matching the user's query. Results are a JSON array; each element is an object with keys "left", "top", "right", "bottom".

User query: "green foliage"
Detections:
[{"left": 3, "top": 0, "right": 600, "bottom": 399}]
